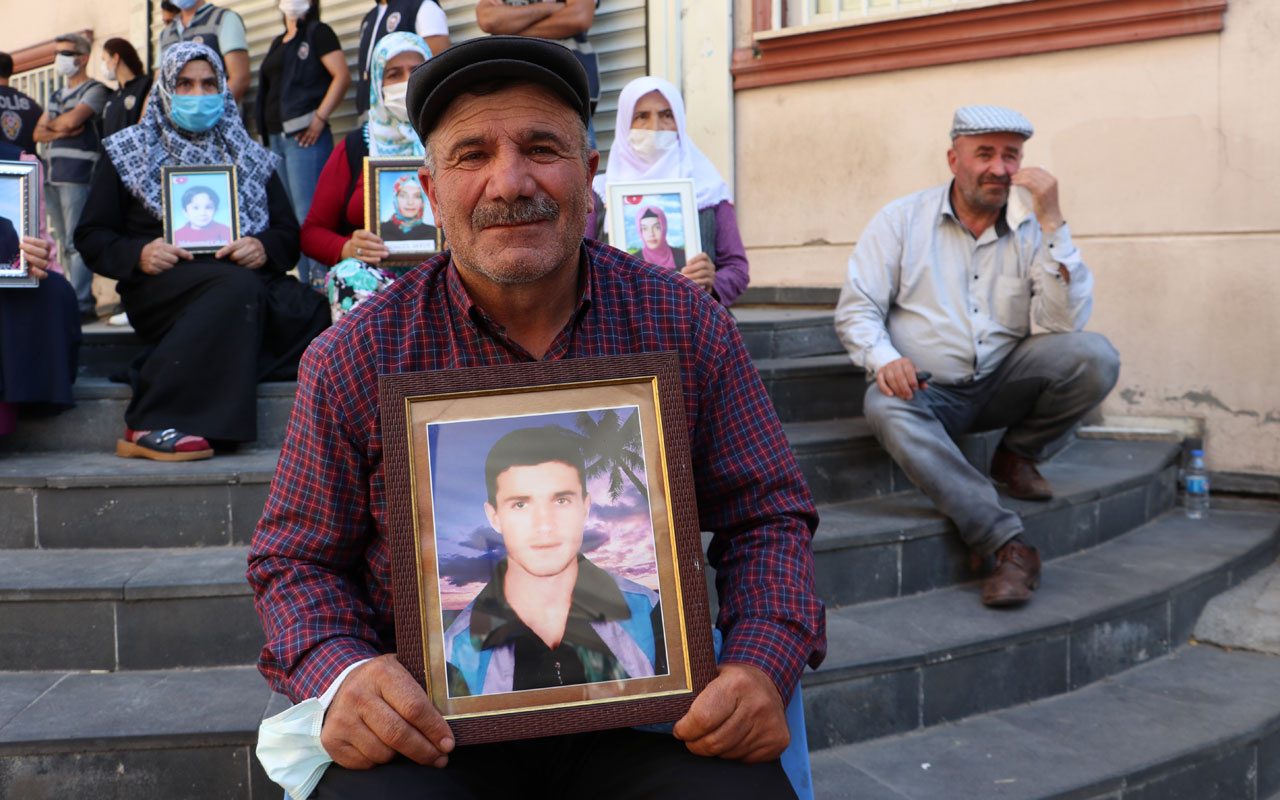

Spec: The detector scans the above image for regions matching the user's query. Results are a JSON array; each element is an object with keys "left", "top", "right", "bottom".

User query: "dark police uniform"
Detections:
[
  {"left": 255, "top": 18, "right": 341, "bottom": 141},
  {"left": 101, "top": 74, "right": 153, "bottom": 139},
  {"left": 0, "top": 85, "right": 42, "bottom": 156},
  {"left": 158, "top": 2, "right": 245, "bottom": 64},
  {"left": 355, "top": 0, "right": 439, "bottom": 116}
]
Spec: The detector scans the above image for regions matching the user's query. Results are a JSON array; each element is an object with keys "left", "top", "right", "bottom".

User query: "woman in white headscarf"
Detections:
[
  {"left": 300, "top": 32, "right": 435, "bottom": 321},
  {"left": 76, "top": 42, "right": 329, "bottom": 462},
  {"left": 593, "top": 76, "right": 750, "bottom": 306}
]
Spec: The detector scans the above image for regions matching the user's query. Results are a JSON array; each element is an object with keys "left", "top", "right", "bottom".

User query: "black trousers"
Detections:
[
  {"left": 313, "top": 728, "right": 798, "bottom": 800},
  {"left": 120, "top": 259, "right": 328, "bottom": 442}
]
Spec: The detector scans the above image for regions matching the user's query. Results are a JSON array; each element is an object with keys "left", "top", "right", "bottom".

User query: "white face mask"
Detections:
[
  {"left": 382, "top": 81, "right": 410, "bottom": 123},
  {"left": 278, "top": 0, "right": 310, "bottom": 17},
  {"left": 627, "top": 129, "right": 678, "bottom": 163},
  {"left": 54, "top": 54, "right": 80, "bottom": 78},
  {"left": 101, "top": 59, "right": 117, "bottom": 82}
]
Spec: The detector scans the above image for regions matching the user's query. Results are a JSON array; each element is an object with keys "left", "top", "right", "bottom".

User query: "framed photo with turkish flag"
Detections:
[
  {"left": 379, "top": 353, "right": 716, "bottom": 745},
  {"left": 604, "top": 179, "right": 701, "bottom": 271},
  {"left": 160, "top": 164, "right": 239, "bottom": 254}
]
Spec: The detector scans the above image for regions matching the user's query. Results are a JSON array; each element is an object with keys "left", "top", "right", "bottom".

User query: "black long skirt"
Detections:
[
  {"left": 120, "top": 259, "right": 329, "bottom": 443},
  {"left": 0, "top": 270, "right": 81, "bottom": 411}
]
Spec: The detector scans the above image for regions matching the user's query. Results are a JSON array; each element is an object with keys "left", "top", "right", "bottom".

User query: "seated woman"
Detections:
[
  {"left": 592, "top": 76, "right": 749, "bottom": 306},
  {"left": 300, "top": 32, "right": 432, "bottom": 321},
  {"left": 76, "top": 42, "right": 329, "bottom": 462},
  {"left": 0, "top": 146, "right": 80, "bottom": 436},
  {"left": 172, "top": 186, "right": 233, "bottom": 249}
]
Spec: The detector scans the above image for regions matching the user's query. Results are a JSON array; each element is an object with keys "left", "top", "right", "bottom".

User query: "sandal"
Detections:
[{"left": 116, "top": 428, "right": 214, "bottom": 462}]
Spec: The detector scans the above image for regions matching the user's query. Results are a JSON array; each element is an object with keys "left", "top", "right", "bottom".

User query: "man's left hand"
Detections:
[
  {"left": 672, "top": 663, "right": 789, "bottom": 762},
  {"left": 1010, "top": 167, "right": 1065, "bottom": 233},
  {"left": 681, "top": 253, "right": 715, "bottom": 292},
  {"left": 215, "top": 236, "right": 267, "bottom": 269}
]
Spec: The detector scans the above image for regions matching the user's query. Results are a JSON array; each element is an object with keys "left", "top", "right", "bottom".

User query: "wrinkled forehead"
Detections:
[{"left": 432, "top": 81, "right": 582, "bottom": 149}]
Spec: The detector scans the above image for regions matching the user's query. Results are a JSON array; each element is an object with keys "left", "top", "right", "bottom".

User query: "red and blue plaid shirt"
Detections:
[{"left": 248, "top": 240, "right": 826, "bottom": 704}]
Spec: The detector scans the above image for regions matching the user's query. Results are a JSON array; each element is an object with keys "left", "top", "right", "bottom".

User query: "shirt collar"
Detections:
[{"left": 468, "top": 554, "right": 632, "bottom": 651}]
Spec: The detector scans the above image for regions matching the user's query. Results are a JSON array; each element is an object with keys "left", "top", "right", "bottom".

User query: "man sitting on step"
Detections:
[
  {"left": 834, "top": 105, "right": 1120, "bottom": 608},
  {"left": 249, "top": 36, "right": 825, "bottom": 799}
]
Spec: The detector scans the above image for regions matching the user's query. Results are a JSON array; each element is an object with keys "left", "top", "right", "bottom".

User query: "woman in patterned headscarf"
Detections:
[
  {"left": 299, "top": 31, "right": 435, "bottom": 321},
  {"left": 76, "top": 42, "right": 329, "bottom": 462}
]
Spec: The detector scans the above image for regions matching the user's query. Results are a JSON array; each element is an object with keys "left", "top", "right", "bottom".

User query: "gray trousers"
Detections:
[
  {"left": 46, "top": 181, "right": 94, "bottom": 314},
  {"left": 864, "top": 331, "right": 1120, "bottom": 557}
]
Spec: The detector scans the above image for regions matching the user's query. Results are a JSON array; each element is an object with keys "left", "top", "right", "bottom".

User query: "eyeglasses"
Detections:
[{"left": 55, "top": 50, "right": 81, "bottom": 57}]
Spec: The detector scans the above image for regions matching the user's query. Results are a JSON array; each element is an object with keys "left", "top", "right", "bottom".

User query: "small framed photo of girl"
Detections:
[
  {"left": 364, "top": 157, "right": 441, "bottom": 267},
  {"left": 605, "top": 179, "right": 700, "bottom": 271},
  {"left": 160, "top": 165, "right": 239, "bottom": 254}
]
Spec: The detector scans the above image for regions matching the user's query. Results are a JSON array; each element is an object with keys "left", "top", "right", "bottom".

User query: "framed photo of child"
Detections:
[
  {"left": 364, "top": 157, "right": 442, "bottom": 267},
  {"left": 0, "top": 159, "right": 38, "bottom": 288},
  {"left": 605, "top": 179, "right": 700, "bottom": 271},
  {"left": 160, "top": 165, "right": 239, "bottom": 254},
  {"left": 379, "top": 353, "right": 717, "bottom": 745}
]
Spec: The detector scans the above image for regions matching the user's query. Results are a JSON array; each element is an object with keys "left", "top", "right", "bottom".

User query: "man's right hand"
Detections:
[
  {"left": 320, "top": 654, "right": 455, "bottom": 770},
  {"left": 875, "top": 356, "right": 928, "bottom": 400},
  {"left": 139, "top": 237, "right": 193, "bottom": 275}
]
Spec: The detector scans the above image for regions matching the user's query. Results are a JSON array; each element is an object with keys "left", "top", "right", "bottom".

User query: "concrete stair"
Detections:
[{"left": 0, "top": 308, "right": 1275, "bottom": 799}]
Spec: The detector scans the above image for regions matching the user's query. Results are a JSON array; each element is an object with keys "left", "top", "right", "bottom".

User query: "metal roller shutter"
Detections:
[{"left": 150, "top": 0, "right": 646, "bottom": 160}]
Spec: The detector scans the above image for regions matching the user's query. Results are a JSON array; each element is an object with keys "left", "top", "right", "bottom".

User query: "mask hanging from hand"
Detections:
[
  {"left": 627, "top": 129, "right": 678, "bottom": 163},
  {"left": 169, "top": 94, "right": 225, "bottom": 133},
  {"left": 382, "top": 82, "right": 410, "bottom": 123},
  {"left": 54, "top": 55, "right": 80, "bottom": 78}
]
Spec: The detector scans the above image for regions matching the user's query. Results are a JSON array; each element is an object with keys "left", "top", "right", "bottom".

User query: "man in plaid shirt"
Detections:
[{"left": 249, "top": 36, "right": 825, "bottom": 799}]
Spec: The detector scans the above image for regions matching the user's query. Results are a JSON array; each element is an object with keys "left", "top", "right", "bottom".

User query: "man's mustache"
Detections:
[
  {"left": 472, "top": 196, "right": 560, "bottom": 229},
  {"left": 980, "top": 175, "right": 1011, "bottom": 187}
]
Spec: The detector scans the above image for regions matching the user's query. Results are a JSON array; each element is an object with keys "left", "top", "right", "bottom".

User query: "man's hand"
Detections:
[
  {"left": 672, "top": 663, "right": 789, "bottom": 763},
  {"left": 19, "top": 237, "right": 51, "bottom": 280},
  {"left": 875, "top": 356, "right": 927, "bottom": 400},
  {"left": 215, "top": 236, "right": 267, "bottom": 269},
  {"left": 320, "top": 654, "right": 455, "bottom": 770},
  {"left": 341, "top": 229, "right": 389, "bottom": 264},
  {"left": 680, "top": 253, "right": 715, "bottom": 292},
  {"left": 1010, "top": 167, "right": 1064, "bottom": 233},
  {"left": 139, "top": 237, "right": 194, "bottom": 275}
]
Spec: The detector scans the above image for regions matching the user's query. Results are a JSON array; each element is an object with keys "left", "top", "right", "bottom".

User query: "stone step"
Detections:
[
  {"left": 800, "top": 509, "right": 1279, "bottom": 751},
  {"left": 0, "top": 377, "right": 298, "bottom": 454},
  {"left": 731, "top": 308, "right": 842, "bottom": 360},
  {"left": 756, "top": 355, "right": 864, "bottom": 423},
  {"left": 813, "top": 438, "right": 1180, "bottom": 606},
  {"left": 77, "top": 323, "right": 145, "bottom": 380},
  {"left": 0, "top": 451, "right": 275, "bottom": 549},
  {"left": 809, "top": 644, "right": 1280, "bottom": 799},
  {"left": 0, "top": 666, "right": 277, "bottom": 799},
  {"left": 0, "top": 547, "right": 261, "bottom": 672}
]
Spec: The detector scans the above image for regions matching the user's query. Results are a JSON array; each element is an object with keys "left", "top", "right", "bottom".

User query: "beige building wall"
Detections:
[
  {"left": 0, "top": 0, "right": 147, "bottom": 76},
  {"left": 730, "top": 0, "right": 1280, "bottom": 477}
]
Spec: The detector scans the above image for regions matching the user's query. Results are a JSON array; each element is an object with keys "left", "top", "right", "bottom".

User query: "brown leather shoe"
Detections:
[
  {"left": 990, "top": 446, "right": 1053, "bottom": 500},
  {"left": 982, "top": 539, "right": 1042, "bottom": 607}
]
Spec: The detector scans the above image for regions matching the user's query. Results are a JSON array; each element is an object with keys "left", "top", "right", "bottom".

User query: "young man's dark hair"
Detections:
[
  {"left": 0, "top": 52, "right": 13, "bottom": 80},
  {"left": 484, "top": 425, "right": 586, "bottom": 505}
]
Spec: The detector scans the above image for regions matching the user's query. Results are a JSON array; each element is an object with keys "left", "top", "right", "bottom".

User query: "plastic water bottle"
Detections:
[{"left": 1185, "top": 449, "right": 1209, "bottom": 519}]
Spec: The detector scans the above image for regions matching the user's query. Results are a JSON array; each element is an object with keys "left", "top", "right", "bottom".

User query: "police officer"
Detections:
[
  {"left": 354, "top": 0, "right": 450, "bottom": 116},
  {"left": 100, "top": 38, "right": 153, "bottom": 137},
  {"left": 33, "top": 33, "right": 109, "bottom": 322},
  {"left": 0, "top": 52, "right": 43, "bottom": 156},
  {"left": 157, "top": 0, "right": 250, "bottom": 102}
]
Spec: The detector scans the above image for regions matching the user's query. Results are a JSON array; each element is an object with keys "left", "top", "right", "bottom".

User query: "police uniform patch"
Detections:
[
  {"left": 298, "top": 42, "right": 310, "bottom": 60},
  {"left": 124, "top": 95, "right": 137, "bottom": 111},
  {"left": 1, "top": 111, "right": 20, "bottom": 142},
  {"left": 193, "top": 35, "right": 205, "bottom": 44},
  {"left": 386, "top": 11, "right": 401, "bottom": 32}
]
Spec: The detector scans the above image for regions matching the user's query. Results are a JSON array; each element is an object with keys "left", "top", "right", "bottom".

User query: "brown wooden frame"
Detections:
[
  {"left": 379, "top": 353, "right": 717, "bottom": 745},
  {"left": 732, "top": 0, "right": 1228, "bottom": 90}
]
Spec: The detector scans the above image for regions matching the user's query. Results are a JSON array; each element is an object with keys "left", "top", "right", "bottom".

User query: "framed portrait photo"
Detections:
[
  {"left": 0, "top": 159, "right": 39, "bottom": 288},
  {"left": 160, "top": 164, "right": 239, "bottom": 253},
  {"left": 605, "top": 179, "right": 701, "bottom": 270},
  {"left": 380, "top": 353, "right": 716, "bottom": 745},
  {"left": 364, "top": 157, "right": 441, "bottom": 266}
]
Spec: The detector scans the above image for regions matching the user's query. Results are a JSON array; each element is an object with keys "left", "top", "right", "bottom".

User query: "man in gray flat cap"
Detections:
[{"left": 834, "top": 105, "right": 1120, "bottom": 607}]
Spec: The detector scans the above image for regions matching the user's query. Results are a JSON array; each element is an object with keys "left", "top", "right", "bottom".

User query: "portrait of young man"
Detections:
[{"left": 441, "top": 424, "right": 666, "bottom": 698}]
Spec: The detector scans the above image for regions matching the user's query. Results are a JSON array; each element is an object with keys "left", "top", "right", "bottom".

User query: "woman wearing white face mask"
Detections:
[
  {"left": 300, "top": 32, "right": 432, "bottom": 321},
  {"left": 592, "top": 76, "right": 750, "bottom": 307},
  {"left": 255, "top": 0, "right": 351, "bottom": 292},
  {"left": 100, "top": 38, "right": 153, "bottom": 138}
]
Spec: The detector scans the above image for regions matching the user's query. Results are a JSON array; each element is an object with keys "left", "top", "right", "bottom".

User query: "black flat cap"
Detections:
[{"left": 406, "top": 35, "right": 591, "bottom": 141}]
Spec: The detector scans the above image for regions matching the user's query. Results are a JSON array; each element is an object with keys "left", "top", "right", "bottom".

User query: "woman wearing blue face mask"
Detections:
[{"left": 75, "top": 43, "right": 329, "bottom": 462}]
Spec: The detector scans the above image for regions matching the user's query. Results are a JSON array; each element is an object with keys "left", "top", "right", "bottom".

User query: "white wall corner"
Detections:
[{"left": 679, "top": 0, "right": 735, "bottom": 197}]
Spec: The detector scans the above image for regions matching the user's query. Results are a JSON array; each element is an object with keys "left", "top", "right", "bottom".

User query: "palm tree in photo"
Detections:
[{"left": 575, "top": 409, "right": 648, "bottom": 503}]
